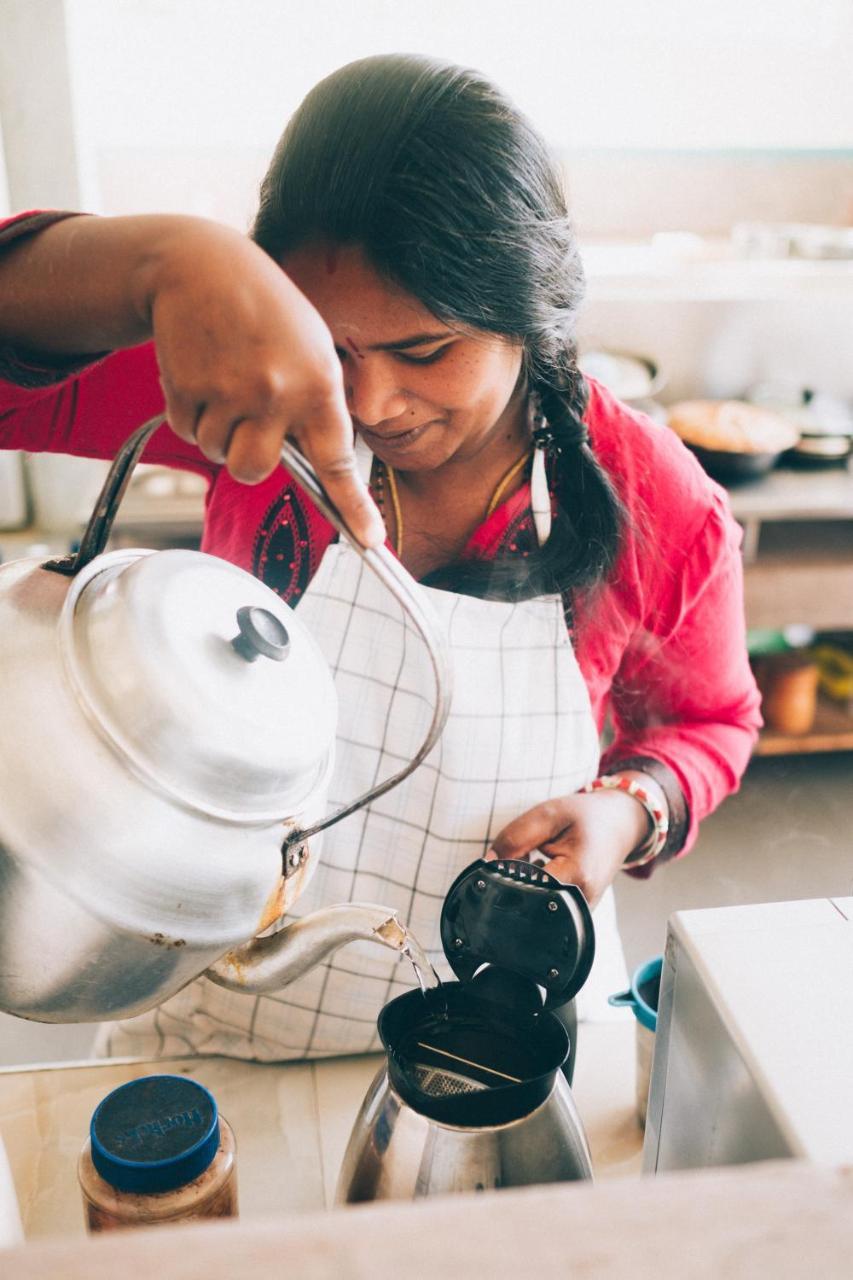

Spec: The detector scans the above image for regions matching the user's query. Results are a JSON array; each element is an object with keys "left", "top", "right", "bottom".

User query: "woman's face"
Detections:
[{"left": 282, "top": 244, "right": 526, "bottom": 472}]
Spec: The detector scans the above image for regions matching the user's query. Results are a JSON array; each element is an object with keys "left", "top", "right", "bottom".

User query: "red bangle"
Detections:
[{"left": 580, "top": 774, "right": 669, "bottom": 867}]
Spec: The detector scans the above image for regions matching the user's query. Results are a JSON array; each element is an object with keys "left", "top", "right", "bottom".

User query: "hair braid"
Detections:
[{"left": 528, "top": 340, "right": 624, "bottom": 596}]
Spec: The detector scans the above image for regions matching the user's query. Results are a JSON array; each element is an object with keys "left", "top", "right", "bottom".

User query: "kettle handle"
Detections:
[
  {"left": 45, "top": 417, "right": 452, "bottom": 839},
  {"left": 279, "top": 439, "right": 452, "bottom": 845},
  {"left": 43, "top": 414, "right": 168, "bottom": 577}
]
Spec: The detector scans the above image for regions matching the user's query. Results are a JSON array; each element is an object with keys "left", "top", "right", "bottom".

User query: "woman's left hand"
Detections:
[{"left": 487, "top": 789, "right": 651, "bottom": 907}]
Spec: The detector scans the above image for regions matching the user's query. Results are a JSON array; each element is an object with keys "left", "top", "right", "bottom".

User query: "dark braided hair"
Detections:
[{"left": 252, "top": 54, "right": 624, "bottom": 602}]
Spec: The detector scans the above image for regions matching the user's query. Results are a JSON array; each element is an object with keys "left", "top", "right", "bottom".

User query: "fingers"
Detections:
[
  {"left": 290, "top": 389, "right": 386, "bottom": 549},
  {"left": 488, "top": 797, "right": 606, "bottom": 904},
  {"left": 484, "top": 842, "right": 595, "bottom": 902},
  {"left": 489, "top": 799, "right": 573, "bottom": 862},
  {"left": 159, "top": 380, "right": 203, "bottom": 448},
  {"left": 185, "top": 405, "right": 279, "bottom": 478},
  {"left": 164, "top": 382, "right": 384, "bottom": 548},
  {"left": 148, "top": 225, "right": 386, "bottom": 544},
  {"left": 537, "top": 853, "right": 594, "bottom": 899}
]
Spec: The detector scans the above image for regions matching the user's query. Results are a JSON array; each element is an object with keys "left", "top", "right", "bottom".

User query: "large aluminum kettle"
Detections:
[{"left": 0, "top": 416, "right": 451, "bottom": 1024}]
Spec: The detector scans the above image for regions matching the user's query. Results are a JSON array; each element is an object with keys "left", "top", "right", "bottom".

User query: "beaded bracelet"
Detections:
[{"left": 580, "top": 773, "right": 670, "bottom": 868}]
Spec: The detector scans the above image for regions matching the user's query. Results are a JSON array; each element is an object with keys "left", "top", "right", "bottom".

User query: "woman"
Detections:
[{"left": 0, "top": 55, "right": 761, "bottom": 1059}]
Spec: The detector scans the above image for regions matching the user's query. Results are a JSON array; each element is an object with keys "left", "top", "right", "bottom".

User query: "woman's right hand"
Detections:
[
  {"left": 141, "top": 218, "right": 384, "bottom": 547},
  {"left": 0, "top": 213, "right": 384, "bottom": 547}
]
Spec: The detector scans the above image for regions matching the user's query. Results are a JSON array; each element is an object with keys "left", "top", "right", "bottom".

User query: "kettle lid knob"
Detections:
[{"left": 231, "top": 606, "right": 290, "bottom": 663}]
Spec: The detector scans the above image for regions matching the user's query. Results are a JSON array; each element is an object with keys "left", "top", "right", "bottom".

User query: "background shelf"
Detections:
[{"left": 754, "top": 695, "right": 853, "bottom": 756}]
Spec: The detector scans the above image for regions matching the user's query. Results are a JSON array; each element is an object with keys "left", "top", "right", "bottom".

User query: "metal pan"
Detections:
[{"left": 687, "top": 444, "right": 780, "bottom": 484}]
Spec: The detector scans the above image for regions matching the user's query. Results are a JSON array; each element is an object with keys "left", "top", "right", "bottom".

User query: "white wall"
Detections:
[
  {"left": 0, "top": 1, "right": 850, "bottom": 227},
  {"left": 54, "top": 0, "right": 853, "bottom": 227},
  {"left": 64, "top": 0, "right": 853, "bottom": 153},
  {"left": 0, "top": 112, "right": 10, "bottom": 217},
  {"left": 0, "top": 0, "right": 91, "bottom": 210}
]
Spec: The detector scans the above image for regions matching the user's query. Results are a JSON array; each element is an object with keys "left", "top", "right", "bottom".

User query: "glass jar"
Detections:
[{"left": 78, "top": 1074, "right": 238, "bottom": 1232}]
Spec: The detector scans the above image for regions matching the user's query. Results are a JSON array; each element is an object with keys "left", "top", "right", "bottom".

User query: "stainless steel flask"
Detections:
[{"left": 337, "top": 857, "right": 597, "bottom": 1202}]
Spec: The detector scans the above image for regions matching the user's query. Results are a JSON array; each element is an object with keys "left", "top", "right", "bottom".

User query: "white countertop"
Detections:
[
  {"left": 653, "top": 896, "right": 853, "bottom": 1168},
  {"left": 0, "top": 1020, "right": 641, "bottom": 1241},
  {"left": 5, "top": 1161, "right": 853, "bottom": 1279}
]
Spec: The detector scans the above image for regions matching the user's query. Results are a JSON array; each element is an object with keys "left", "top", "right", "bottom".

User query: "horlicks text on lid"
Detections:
[{"left": 90, "top": 1075, "right": 221, "bottom": 1194}]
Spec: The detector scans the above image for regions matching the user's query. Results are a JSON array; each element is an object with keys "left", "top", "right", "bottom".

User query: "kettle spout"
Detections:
[{"left": 205, "top": 903, "right": 408, "bottom": 994}]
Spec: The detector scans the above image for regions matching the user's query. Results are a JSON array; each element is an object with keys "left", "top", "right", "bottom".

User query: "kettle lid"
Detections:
[
  {"left": 64, "top": 548, "right": 337, "bottom": 821},
  {"left": 439, "top": 859, "right": 595, "bottom": 1010}
]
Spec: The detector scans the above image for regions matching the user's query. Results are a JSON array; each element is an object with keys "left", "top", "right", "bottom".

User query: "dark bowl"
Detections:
[
  {"left": 784, "top": 435, "right": 853, "bottom": 468},
  {"left": 688, "top": 445, "right": 780, "bottom": 484}
]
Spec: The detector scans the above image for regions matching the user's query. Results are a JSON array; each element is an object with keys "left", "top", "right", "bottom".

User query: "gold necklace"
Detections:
[
  {"left": 484, "top": 450, "right": 533, "bottom": 519},
  {"left": 375, "top": 448, "right": 533, "bottom": 558},
  {"left": 384, "top": 463, "right": 406, "bottom": 557}
]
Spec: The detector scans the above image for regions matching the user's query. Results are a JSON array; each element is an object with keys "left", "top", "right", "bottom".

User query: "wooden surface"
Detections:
[
  {"left": 727, "top": 465, "right": 853, "bottom": 523},
  {"left": 0, "top": 1022, "right": 642, "bottom": 1242},
  {"left": 755, "top": 695, "right": 853, "bottom": 756},
  {"left": 4, "top": 1160, "right": 853, "bottom": 1279},
  {"left": 732, "top": 468, "right": 853, "bottom": 753},
  {"left": 726, "top": 467, "right": 853, "bottom": 635},
  {"left": 743, "top": 549, "right": 853, "bottom": 631}
]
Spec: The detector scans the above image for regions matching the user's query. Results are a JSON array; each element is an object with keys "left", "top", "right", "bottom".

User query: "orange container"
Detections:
[{"left": 757, "top": 654, "right": 820, "bottom": 735}]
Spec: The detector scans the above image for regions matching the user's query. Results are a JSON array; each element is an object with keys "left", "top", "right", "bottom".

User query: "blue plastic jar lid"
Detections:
[{"left": 90, "top": 1075, "right": 220, "bottom": 1195}]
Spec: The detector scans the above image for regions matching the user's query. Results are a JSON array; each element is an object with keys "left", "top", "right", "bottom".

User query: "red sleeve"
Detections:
[
  {"left": 580, "top": 382, "right": 763, "bottom": 858},
  {"left": 434, "top": 375, "right": 761, "bottom": 863},
  {"left": 0, "top": 342, "right": 215, "bottom": 479},
  {"left": 599, "top": 489, "right": 762, "bottom": 856}
]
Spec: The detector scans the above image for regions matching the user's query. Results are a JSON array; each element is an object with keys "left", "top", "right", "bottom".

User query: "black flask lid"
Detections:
[{"left": 439, "top": 858, "right": 595, "bottom": 1011}]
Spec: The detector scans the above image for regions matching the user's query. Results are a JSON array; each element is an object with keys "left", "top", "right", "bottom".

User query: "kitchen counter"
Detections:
[
  {"left": 0, "top": 1020, "right": 642, "bottom": 1241},
  {"left": 5, "top": 1161, "right": 853, "bottom": 1278}
]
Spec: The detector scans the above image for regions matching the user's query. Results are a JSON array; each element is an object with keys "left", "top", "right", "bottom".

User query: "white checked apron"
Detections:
[{"left": 102, "top": 455, "right": 628, "bottom": 1060}]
